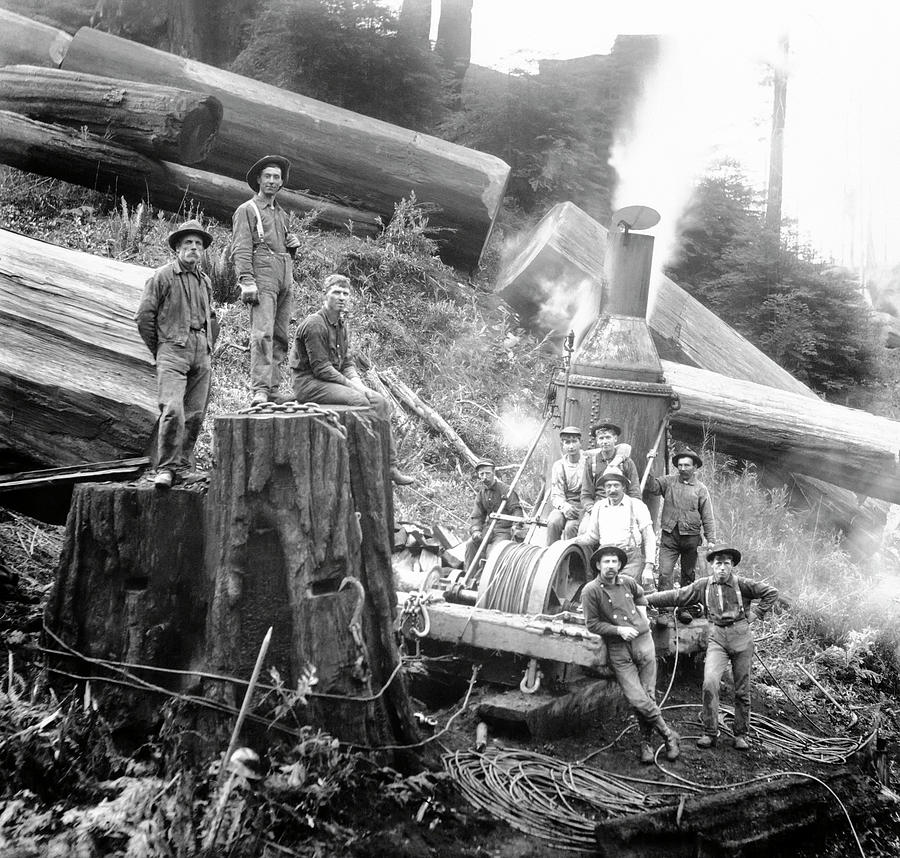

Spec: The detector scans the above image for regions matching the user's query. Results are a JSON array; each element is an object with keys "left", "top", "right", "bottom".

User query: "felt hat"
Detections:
[
  {"left": 474, "top": 459, "right": 496, "bottom": 471},
  {"left": 671, "top": 448, "right": 703, "bottom": 468},
  {"left": 590, "top": 544, "right": 628, "bottom": 570},
  {"left": 559, "top": 425, "right": 582, "bottom": 437},
  {"left": 598, "top": 466, "right": 629, "bottom": 487},
  {"left": 246, "top": 154, "right": 291, "bottom": 191},
  {"left": 167, "top": 219, "right": 212, "bottom": 251},
  {"left": 705, "top": 543, "right": 742, "bottom": 566},
  {"left": 591, "top": 418, "right": 622, "bottom": 436}
]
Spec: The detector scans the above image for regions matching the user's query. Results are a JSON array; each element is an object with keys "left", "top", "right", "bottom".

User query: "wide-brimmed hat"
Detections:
[
  {"left": 598, "top": 466, "right": 629, "bottom": 487},
  {"left": 706, "top": 543, "right": 742, "bottom": 566},
  {"left": 559, "top": 425, "right": 582, "bottom": 437},
  {"left": 167, "top": 219, "right": 212, "bottom": 250},
  {"left": 474, "top": 459, "right": 496, "bottom": 471},
  {"left": 590, "top": 544, "right": 628, "bottom": 570},
  {"left": 671, "top": 448, "right": 703, "bottom": 468},
  {"left": 246, "top": 154, "right": 291, "bottom": 191},
  {"left": 591, "top": 418, "right": 622, "bottom": 436}
]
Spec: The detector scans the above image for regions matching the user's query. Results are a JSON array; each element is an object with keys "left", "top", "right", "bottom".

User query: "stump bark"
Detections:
[{"left": 203, "top": 407, "right": 419, "bottom": 749}]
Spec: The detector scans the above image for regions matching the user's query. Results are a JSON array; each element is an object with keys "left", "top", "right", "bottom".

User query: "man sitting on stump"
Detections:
[
  {"left": 135, "top": 219, "right": 215, "bottom": 489},
  {"left": 582, "top": 545, "right": 680, "bottom": 764},
  {"left": 290, "top": 273, "right": 414, "bottom": 485},
  {"left": 646, "top": 544, "right": 778, "bottom": 751},
  {"left": 231, "top": 154, "right": 301, "bottom": 406},
  {"left": 645, "top": 447, "right": 716, "bottom": 592},
  {"left": 464, "top": 459, "right": 524, "bottom": 571}
]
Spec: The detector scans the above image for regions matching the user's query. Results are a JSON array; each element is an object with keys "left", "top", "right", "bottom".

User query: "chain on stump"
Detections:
[{"left": 237, "top": 400, "right": 348, "bottom": 439}]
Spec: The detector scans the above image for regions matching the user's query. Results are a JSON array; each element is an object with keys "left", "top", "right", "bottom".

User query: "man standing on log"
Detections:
[
  {"left": 645, "top": 448, "right": 716, "bottom": 592},
  {"left": 231, "top": 155, "right": 301, "bottom": 407},
  {"left": 575, "top": 467, "right": 657, "bottom": 590},
  {"left": 135, "top": 220, "right": 214, "bottom": 489},
  {"left": 580, "top": 419, "right": 640, "bottom": 531},
  {"left": 464, "top": 459, "right": 524, "bottom": 570},
  {"left": 582, "top": 545, "right": 680, "bottom": 764},
  {"left": 646, "top": 544, "right": 778, "bottom": 751},
  {"left": 290, "top": 273, "right": 414, "bottom": 485}
]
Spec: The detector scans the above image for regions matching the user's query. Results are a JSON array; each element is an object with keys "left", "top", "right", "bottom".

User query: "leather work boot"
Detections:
[
  {"left": 664, "top": 730, "right": 681, "bottom": 761},
  {"left": 390, "top": 466, "right": 416, "bottom": 486},
  {"left": 153, "top": 470, "right": 174, "bottom": 489},
  {"left": 250, "top": 391, "right": 268, "bottom": 407},
  {"left": 733, "top": 735, "right": 750, "bottom": 751},
  {"left": 639, "top": 742, "right": 655, "bottom": 765},
  {"left": 696, "top": 734, "right": 717, "bottom": 749}
]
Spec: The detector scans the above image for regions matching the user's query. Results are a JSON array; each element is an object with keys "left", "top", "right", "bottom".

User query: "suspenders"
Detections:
[{"left": 705, "top": 574, "right": 745, "bottom": 621}]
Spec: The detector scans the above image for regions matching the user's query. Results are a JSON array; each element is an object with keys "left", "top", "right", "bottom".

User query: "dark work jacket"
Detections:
[
  {"left": 582, "top": 574, "right": 650, "bottom": 637},
  {"left": 289, "top": 307, "right": 361, "bottom": 386},
  {"left": 645, "top": 473, "right": 716, "bottom": 539},
  {"left": 469, "top": 479, "right": 523, "bottom": 539},
  {"left": 135, "top": 259, "right": 213, "bottom": 357},
  {"left": 581, "top": 450, "right": 641, "bottom": 505}
]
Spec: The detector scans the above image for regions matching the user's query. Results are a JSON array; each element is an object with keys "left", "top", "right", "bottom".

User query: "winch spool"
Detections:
[{"left": 477, "top": 539, "right": 591, "bottom": 615}]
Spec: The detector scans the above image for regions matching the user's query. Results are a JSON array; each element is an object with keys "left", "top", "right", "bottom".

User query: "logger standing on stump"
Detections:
[
  {"left": 231, "top": 154, "right": 301, "bottom": 407},
  {"left": 645, "top": 447, "right": 716, "bottom": 592},
  {"left": 582, "top": 545, "right": 680, "bottom": 764},
  {"left": 646, "top": 544, "right": 778, "bottom": 751},
  {"left": 135, "top": 220, "right": 214, "bottom": 489},
  {"left": 290, "top": 274, "right": 414, "bottom": 485}
]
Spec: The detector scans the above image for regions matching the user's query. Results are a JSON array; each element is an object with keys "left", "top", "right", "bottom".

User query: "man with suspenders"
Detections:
[
  {"left": 645, "top": 544, "right": 778, "bottom": 750},
  {"left": 231, "top": 155, "right": 301, "bottom": 406}
]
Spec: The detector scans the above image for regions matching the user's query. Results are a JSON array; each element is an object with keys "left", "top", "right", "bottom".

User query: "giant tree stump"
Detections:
[{"left": 204, "top": 407, "right": 419, "bottom": 749}]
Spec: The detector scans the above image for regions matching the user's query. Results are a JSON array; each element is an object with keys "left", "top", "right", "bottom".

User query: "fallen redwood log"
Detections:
[
  {"left": 0, "top": 9, "right": 71, "bottom": 68},
  {"left": 0, "top": 112, "right": 381, "bottom": 235},
  {"left": 61, "top": 26, "right": 510, "bottom": 270},
  {"left": 663, "top": 359, "right": 900, "bottom": 504},
  {"left": 0, "top": 228, "right": 156, "bottom": 470},
  {"left": 0, "top": 65, "right": 223, "bottom": 165}
]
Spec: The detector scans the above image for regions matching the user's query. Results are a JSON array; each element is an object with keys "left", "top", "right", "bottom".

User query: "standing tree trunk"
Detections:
[
  {"left": 203, "top": 408, "right": 419, "bottom": 750},
  {"left": 434, "top": 0, "right": 473, "bottom": 97},
  {"left": 765, "top": 34, "right": 789, "bottom": 239},
  {"left": 167, "top": 0, "right": 259, "bottom": 66},
  {"left": 399, "top": 0, "right": 432, "bottom": 48}
]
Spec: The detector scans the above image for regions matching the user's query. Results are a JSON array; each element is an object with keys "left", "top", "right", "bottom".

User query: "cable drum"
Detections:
[{"left": 478, "top": 540, "right": 591, "bottom": 615}]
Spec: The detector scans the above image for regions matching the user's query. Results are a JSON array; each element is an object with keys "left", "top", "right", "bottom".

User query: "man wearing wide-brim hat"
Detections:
[
  {"left": 646, "top": 543, "right": 778, "bottom": 751},
  {"left": 135, "top": 219, "right": 215, "bottom": 488},
  {"left": 645, "top": 447, "right": 716, "bottom": 592},
  {"left": 581, "top": 545, "right": 680, "bottom": 764},
  {"left": 231, "top": 155, "right": 301, "bottom": 406}
]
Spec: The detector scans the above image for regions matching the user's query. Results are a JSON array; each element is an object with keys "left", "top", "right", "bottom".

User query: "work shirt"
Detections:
[
  {"left": 577, "top": 495, "right": 656, "bottom": 559},
  {"left": 549, "top": 453, "right": 585, "bottom": 510},
  {"left": 135, "top": 259, "right": 212, "bottom": 356},
  {"left": 469, "top": 478, "right": 523, "bottom": 540},
  {"left": 582, "top": 574, "right": 650, "bottom": 637},
  {"left": 646, "top": 573, "right": 778, "bottom": 624},
  {"left": 645, "top": 473, "right": 715, "bottom": 539},
  {"left": 581, "top": 449, "right": 641, "bottom": 505},
  {"left": 231, "top": 194, "right": 294, "bottom": 283},
  {"left": 289, "top": 307, "right": 361, "bottom": 386}
]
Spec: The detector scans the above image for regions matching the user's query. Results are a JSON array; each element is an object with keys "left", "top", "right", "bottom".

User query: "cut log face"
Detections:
[
  {"left": 0, "top": 66, "right": 223, "bottom": 165},
  {"left": 0, "top": 229, "right": 157, "bottom": 468},
  {"left": 204, "top": 409, "right": 419, "bottom": 748},
  {"left": 663, "top": 360, "right": 900, "bottom": 504},
  {"left": 61, "top": 26, "right": 510, "bottom": 269},
  {"left": 0, "top": 112, "right": 381, "bottom": 235},
  {"left": 0, "top": 9, "right": 72, "bottom": 68}
]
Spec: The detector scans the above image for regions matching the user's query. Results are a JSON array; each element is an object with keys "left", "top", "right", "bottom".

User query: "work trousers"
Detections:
[
  {"left": 658, "top": 527, "right": 702, "bottom": 590},
  {"left": 546, "top": 508, "right": 581, "bottom": 545},
  {"left": 702, "top": 620, "right": 754, "bottom": 737},
  {"left": 156, "top": 331, "right": 211, "bottom": 473},
  {"left": 606, "top": 630, "right": 663, "bottom": 727},
  {"left": 249, "top": 250, "right": 293, "bottom": 396},
  {"left": 463, "top": 530, "right": 511, "bottom": 570},
  {"left": 292, "top": 375, "right": 398, "bottom": 466}
]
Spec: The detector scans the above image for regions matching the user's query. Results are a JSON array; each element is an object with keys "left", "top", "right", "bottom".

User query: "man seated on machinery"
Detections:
[
  {"left": 579, "top": 418, "right": 641, "bottom": 532},
  {"left": 464, "top": 459, "right": 525, "bottom": 572}
]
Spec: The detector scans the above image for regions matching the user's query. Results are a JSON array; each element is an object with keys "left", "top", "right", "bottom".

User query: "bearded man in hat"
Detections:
[
  {"left": 582, "top": 545, "right": 680, "bottom": 764},
  {"left": 135, "top": 220, "right": 215, "bottom": 488},
  {"left": 231, "top": 155, "right": 301, "bottom": 406},
  {"left": 645, "top": 448, "right": 716, "bottom": 591},
  {"left": 580, "top": 419, "right": 641, "bottom": 526},
  {"left": 575, "top": 467, "right": 657, "bottom": 589},
  {"left": 464, "top": 459, "right": 524, "bottom": 570},
  {"left": 646, "top": 544, "right": 778, "bottom": 751}
]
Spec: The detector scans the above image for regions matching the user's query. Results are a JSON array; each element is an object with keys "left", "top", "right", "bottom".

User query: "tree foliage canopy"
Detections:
[{"left": 668, "top": 163, "right": 881, "bottom": 394}]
